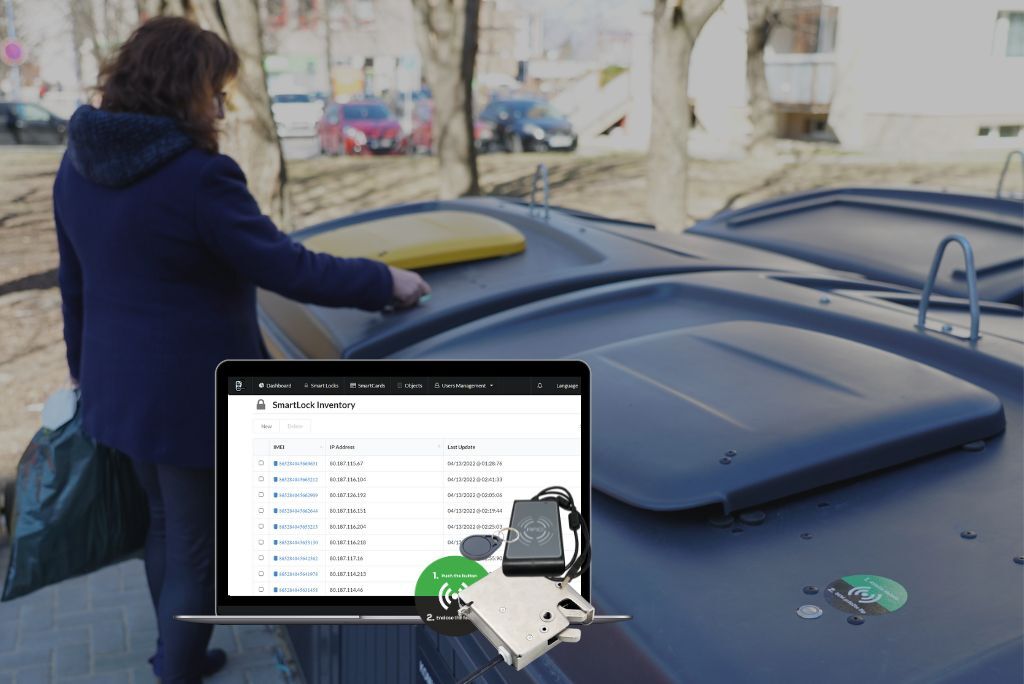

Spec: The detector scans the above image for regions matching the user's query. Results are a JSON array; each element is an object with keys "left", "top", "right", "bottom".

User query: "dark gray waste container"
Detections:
[{"left": 287, "top": 625, "right": 561, "bottom": 683}]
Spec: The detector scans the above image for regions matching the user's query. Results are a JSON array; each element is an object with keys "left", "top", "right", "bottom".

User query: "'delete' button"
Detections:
[{"left": 282, "top": 419, "right": 310, "bottom": 433}]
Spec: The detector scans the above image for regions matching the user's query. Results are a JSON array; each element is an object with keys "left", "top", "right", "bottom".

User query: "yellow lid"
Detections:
[{"left": 303, "top": 210, "right": 526, "bottom": 270}]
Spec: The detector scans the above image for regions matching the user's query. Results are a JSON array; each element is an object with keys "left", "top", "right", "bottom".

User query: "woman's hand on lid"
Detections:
[{"left": 389, "top": 266, "right": 431, "bottom": 309}]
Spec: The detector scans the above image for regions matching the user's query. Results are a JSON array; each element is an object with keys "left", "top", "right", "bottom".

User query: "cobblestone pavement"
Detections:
[{"left": 0, "top": 548, "right": 300, "bottom": 683}]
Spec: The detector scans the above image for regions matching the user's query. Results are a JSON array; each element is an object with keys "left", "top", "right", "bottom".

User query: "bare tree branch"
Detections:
[
  {"left": 746, "top": 0, "right": 783, "bottom": 151},
  {"left": 410, "top": 0, "right": 480, "bottom": 198},
  {"left": 158, "top": 0, "right": 290, "bottom": 226},
  {"left": 647, "top": 0, "right": 724, "bottom": 232}
]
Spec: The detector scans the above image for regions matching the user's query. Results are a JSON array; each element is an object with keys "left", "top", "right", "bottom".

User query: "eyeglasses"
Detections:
[{"left": 214, "top": 91, "right": 227, "bottom": 118}]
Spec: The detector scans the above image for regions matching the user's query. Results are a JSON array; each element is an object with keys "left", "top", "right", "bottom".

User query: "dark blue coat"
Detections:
[{"left": 55, "top": 106, "right": 393, "bottom": 469}]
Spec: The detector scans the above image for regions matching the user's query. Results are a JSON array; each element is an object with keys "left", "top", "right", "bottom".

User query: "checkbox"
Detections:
[
  {"left": 273, "top": 539, "right": 278, "bottom": 545},
  {"left": 258, "top": 540, "right": 264, "bottom": 545},
  {"left": 274, "top": 555, "right": 278, "bottom": 560},
  {"left": 273, "top": 493, "right": 278, "bottom": 498},
  {"left": 273, "top": 477, "right": 278, "bottom": 482},
  {"left": 274, "top": 461, "right": 278, "bottom": 466},
  {"left": 258, "top": 460, "right": 264, "bottom": 466},
  {"left": 258, "top": 492, "right": 264, "bottom": 498},
  {"left": 258, "top": 476, "right": 264, "bottom": 482},
  {"left": 274, "top": 571, "right": 278, "bottom": 577},
  {"left": 273, "top": 524, "right": 278, "bottom": 530},
  {"left": 258, "top": 524, "right": 264, "bottom": 529},
  {"left": 258, "top": 555, "right": 264, "bottom": 560},
  {"left": 258, "top": 571, "right": 264, "bottom": 577},
  {"left": 273, "top": 508, "right": 278, "bottom": 513},
  {"left": 258, "top": 586, "right": 264, "bottom": 592},
  {"left": 258, "top": 508, "right": 264, "bottom": 513},
  {"left": 274, "top": 587, "right": 278, "bottom": 593}
]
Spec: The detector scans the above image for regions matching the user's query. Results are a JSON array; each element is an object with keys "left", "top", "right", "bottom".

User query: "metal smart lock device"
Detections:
[
  {"left": 456, "top": 486, "right": 595, "bottom": 681},
  {"left": 458, "top": 573, "right": 595, "bottom": 671}
]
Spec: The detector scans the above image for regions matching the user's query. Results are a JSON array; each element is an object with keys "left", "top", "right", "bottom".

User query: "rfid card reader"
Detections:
[{"left": 502, "top": 499, "right": 565, "bottom": 577}]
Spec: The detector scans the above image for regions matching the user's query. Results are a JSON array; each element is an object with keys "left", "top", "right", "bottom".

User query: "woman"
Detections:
[{"left": 54, "top": 17, "right": 429, "bottom": 683}]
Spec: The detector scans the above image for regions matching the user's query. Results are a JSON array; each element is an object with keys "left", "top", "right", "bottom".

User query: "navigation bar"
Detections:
[{"left": 228, "top": 377, "right": 583, "bottom": 396}]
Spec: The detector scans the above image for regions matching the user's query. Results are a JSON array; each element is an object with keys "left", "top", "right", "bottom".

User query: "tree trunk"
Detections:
[
  {"left": 323, "top": 0, "right": 334, "bottom": 98},
  {"left": 69, "top": 0, "right": 136, "bottom": 73},
  {"left": 647, "top": 0, "right": 722, "bottom": 233},
  {"left": 154, "top": 0, "right": 290, "bottom": 228},
  {"left": 69, "top": 1, "right": 94, "bottom": 87},
  {"left": 410, "top": 0, "right": 480, "bottom": 199},
  {"left": 746, "top": 0, "right": 779, "bottom": 151}
]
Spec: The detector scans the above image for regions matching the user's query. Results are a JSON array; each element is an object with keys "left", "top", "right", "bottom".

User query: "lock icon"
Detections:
[{"left": 256, "top": 399, "right": 266, "bottom": 410}]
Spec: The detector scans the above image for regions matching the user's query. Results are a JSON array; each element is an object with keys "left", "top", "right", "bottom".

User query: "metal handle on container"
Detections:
[
  {"left": 529, "top": 163, "right": 550, "bottom": 220},
  {"left": 917, "top": 234, "right": 980, "bottom": 343},
  {"left": 996, "top": 149, "right": 1024, "bottom": 199}
]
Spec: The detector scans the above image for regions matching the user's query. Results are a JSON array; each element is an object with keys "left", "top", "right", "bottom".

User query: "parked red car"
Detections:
[
  {"left": 318, "top": 100, "right": 407, "bottom": 156},
  {"left": 409, "top": 99, "right": 493, "bottom": 155}
]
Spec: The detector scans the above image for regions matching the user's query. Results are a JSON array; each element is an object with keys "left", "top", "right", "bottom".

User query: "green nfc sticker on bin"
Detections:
[{"left": 824, "top": 574, "right": 908, "bottom": 616}]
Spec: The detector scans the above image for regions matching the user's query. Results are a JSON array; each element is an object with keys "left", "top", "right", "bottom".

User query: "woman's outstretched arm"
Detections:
[{"left": 195, "top": 154, "right": 395, "bottom": 311}]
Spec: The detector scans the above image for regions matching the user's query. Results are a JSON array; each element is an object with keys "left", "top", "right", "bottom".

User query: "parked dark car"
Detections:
[
  {"left": 409, "top": 98, "right": 493, "bottom": 155},
  {"left": 258, "top": 185, "right": 1024, "bottom": 683},
  {"left": 0, "top": 102, "right": 68, "bottom": 145},
  {"left": 479, "top": 98, "right": 577, "bottom": 153}
]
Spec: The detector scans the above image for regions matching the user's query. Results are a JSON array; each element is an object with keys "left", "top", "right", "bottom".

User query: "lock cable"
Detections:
[
  {"left": 455, "top": 653, "right": 504, "bottom": 684},
  {"left": 531, "top": 486, "right": 590, "bottom": 583}
]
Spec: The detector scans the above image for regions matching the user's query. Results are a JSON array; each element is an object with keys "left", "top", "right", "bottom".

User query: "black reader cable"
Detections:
[
  {"left": 531, "top": 486, "right": 590, "bottom": 583},
  {"left": 461, "top": 485, "right": 590, "bottom": 580},
  {"left": 455, "top": 653, "right": 504, "bottom": 684}
]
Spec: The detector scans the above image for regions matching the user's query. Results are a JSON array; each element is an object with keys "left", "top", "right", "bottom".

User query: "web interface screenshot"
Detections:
[{"left": 225, "top": 376, "right": 584, "bottom": 598}]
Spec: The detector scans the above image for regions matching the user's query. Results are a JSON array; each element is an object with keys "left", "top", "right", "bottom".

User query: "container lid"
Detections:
[
  {"left": 688, "top": 187, "right": 1024, "bottom": 303},
  {"left": 582, "top": 320, "right": 1006, "bottom": 512},
  {"left": 302, "top": 209, "right": 525, "bottom": 269}
]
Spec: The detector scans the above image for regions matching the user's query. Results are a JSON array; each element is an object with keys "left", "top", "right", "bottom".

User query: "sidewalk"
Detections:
[{"left": 0, "top": 548, "right": 299, "bottom": 683}]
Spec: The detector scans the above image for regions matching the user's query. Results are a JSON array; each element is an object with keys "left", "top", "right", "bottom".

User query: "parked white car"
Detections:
[{"left": 270, "top": 93, "right": 324, "bottom": 138}]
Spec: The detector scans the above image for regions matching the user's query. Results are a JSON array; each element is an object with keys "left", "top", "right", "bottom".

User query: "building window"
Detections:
[
  {"left": 769, "top": 4, "right": 839, "bottom": 55},
  {"left": 979, "top": 124, "right": 1024, "bottom": 139},
  {"left": 993, "top": 11, "right": 1024, "bottom": 56},
  {"left": 266, "top": 0, "right": 286, "bottom": 28}
]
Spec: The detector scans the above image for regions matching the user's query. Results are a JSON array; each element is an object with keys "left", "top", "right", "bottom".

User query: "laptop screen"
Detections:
[{"left": 216, "top": 360, "right": 589, "bottom": 614}]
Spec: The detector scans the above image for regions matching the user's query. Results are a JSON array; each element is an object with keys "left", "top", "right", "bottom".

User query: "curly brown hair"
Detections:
[{"left": 98, "top": 17, "right": 240, "bottom": 153}]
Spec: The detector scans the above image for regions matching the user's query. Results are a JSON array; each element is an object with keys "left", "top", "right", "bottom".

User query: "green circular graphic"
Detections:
[
  {"left": 414, "top": 556, "right": 488, "bottom": 636},
  {"left": 824, "top": 574, "right": 908, "bottom": 616}
]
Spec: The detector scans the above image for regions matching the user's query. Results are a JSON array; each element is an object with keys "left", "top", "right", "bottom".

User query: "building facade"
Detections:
[{"left": 690, "top": 0, "right": 1024, "bottom": 152}]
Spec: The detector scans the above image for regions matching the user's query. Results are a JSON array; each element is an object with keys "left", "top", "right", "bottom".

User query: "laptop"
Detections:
[{"left": 178, "top": 359, "right": 629, "bottom": 625}]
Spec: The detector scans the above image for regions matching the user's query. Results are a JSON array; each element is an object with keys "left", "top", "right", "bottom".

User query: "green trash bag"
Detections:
[{"left": 2, "top": 395, "right": 148, "bottom": 601}]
